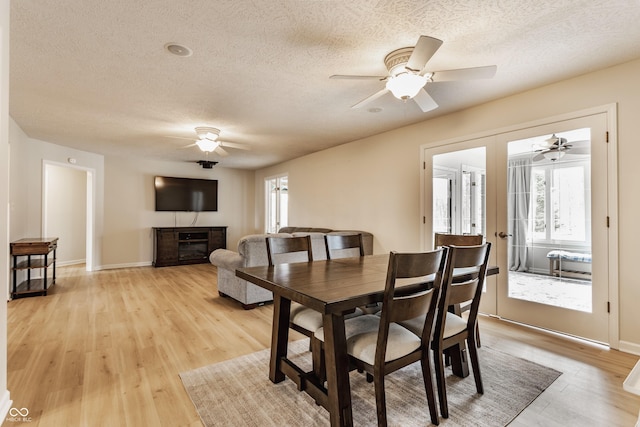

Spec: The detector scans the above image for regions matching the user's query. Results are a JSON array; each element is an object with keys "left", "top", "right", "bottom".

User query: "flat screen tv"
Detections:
[{"left": 154, "top": 176, "right": 218, "bottom": 212}]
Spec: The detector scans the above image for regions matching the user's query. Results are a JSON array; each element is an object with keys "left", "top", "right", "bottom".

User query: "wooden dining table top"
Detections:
[{"left": 236, "top": 253, "right": 498, "bottom": 313}]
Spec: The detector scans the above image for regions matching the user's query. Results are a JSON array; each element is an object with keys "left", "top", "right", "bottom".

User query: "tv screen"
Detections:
[{"left": 154, "top": 176, "right": 218, "bottom": 212}]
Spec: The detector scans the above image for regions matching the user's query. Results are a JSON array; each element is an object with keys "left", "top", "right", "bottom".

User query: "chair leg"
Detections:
[
  {"left": 421, "top": 353, "right": 439, "bottom": 425},
  {"left": 467, "top": 337, "right": 484, "bottom": 394},
  {"left": 373, "top": 373, "right": 387, "bottom": 427},
  {"left": 475, "top": 323, "right": 481, "bottom": 348},
  {"left": 433, "top": 347, "right": 449, "bottom": 419}
]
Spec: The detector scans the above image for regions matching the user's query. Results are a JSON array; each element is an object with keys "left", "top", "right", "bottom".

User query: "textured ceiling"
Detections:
[{"left": 9, "top": 0, "right": 640, "bottom": 169}]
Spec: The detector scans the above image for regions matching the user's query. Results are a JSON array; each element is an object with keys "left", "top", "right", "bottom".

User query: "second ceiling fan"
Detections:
[
  {"left": 331, "top": 35, "right": 497, "bottom": 112},
  {"left": 178, "top": 127, "right": 250, "bottom": 157}
]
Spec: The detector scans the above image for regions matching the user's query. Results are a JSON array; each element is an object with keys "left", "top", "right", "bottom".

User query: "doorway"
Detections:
[
  {"left": 43, "top": 161, "right": 95, "bottom": 271},
  {"left": 423, "top": 107, "right": 618, "bottom": 345}
]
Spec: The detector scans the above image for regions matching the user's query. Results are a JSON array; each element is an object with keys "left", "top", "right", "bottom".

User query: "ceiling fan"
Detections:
[
  {"left": 185, "top": 127, "right": 250, "bottom": 157},
  {"left": 532, "top": 134, "right": 590, "bottom": 162},
  {"left": 330, "top": 35, "right": 497, "bottom": 112},
  {"left": 168, "top": 126, "right": 250, "bottom": 157}
]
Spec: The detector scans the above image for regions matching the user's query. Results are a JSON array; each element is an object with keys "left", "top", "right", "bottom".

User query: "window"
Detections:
[
  {"left": 265, "top": 175, "right": 288, "bottom": 233},
  {"left": 433, "top": 167, "right": 455, "bottom": 233},
  {"left": 432, "top": 148, "right": 486, "bottom": 237},
  {"left": 461, "top": 166, "right": 486, "bottom": 236},
  {"left": 529, "top": 162, "right": 590, "bottom": 243}
]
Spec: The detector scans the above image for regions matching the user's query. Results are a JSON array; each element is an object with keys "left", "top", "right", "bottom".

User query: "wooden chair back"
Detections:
[
  {"left": 324, "top": 233, "right": 365, "bottom": 259},
  {"left": 378, "top": 248, "right": 447, "bottom": 359},
  {"left": 437, "top": 243, "right": 490, "bottom": 325},
  {"left": 265, "top": 235, "right": 313, "bottom": 266},
  {"left": 434, "top": 233, "right": 483, "bottom": 249}
]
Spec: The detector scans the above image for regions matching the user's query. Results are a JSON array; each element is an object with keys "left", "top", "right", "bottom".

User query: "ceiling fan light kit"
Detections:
[
  {"left": 542, "top": 149, "right": 566, "bottom": 161},
  {"left": 385, "top": 73, "right": 428, "bottom": 100},
  {"left": 195, "top": 139, "right": 218, "bottom": 153}
]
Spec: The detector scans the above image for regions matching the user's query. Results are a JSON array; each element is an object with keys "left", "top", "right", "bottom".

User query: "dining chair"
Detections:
[
  {"left": 266, "top": 235, "right": 319, "bottom": 338},
  {"left": 434, "top": 233, "right": 483, "bottom": 248},
  {"left": 315, "top": 249, "right": 447, "bottom": 426},
  {"left": 324, "top": 233, "right": 365, "bottom": 259},
  {"left": 433, "top": 232, "right": 484, "bottom": 347},
  {"left": 431, "top": 243, "right": 491, "bottom": 419}
]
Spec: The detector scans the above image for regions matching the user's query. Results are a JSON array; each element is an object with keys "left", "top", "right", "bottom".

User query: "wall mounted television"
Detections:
[{"left": 154, "top": 176, "right": 218, "bottom": 212}]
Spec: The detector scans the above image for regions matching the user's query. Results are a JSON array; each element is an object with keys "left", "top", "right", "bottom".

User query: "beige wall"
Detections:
[
  {"left": 102, "top": 155, "right": 255, "bottom": 268},
  {"left": 255, "top": 58, "right": 640, "bottom": 352},
  {"left": 0, "top": 0, "right": 11, "bottom": 414}
]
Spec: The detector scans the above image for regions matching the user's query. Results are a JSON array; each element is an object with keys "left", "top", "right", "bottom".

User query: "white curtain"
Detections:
[{"left": 508, "top": 158, "right": 532, "bottom": 271}]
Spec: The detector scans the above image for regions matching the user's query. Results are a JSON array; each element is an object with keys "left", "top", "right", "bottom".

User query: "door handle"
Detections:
[{"left": 497, "top": 231, "right": 512, "bottom": 239}]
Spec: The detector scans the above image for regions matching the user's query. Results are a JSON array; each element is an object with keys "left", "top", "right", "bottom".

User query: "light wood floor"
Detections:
[{"left": 6, "top": 263, "right": 640, "bottom": 426}]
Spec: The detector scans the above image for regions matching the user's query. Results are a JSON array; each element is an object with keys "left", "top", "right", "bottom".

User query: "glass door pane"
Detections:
[
  {"left": 506, "top": 128, "right": 592, "bottom": 312},
  {"left": 430, "top": 145, "right": 496, "bottom": 315},
  {"left": 496, "top": 113, "right": 609, "bottom": 344}
]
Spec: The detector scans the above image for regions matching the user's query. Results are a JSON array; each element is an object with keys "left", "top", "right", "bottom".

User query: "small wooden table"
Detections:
[
  {"left": 237, "top": 254, "right": 498, "bottom": 427},
  {"left": 10, "top": 237, "right": 59, "bottom": 299}
]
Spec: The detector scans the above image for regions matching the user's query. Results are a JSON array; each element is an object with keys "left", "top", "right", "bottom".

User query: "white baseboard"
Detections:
[
  {"left": 619, "top": 340, "right": 640, "bottom": 356},
  {"left": 94, "top": 261, "right": 153, "bottom": 271},
  {"left": 57, "top": 259, "right": 86, "bottom": 267},
  {"left": 0, "top": 390, "right": 12, "bottom": 422}
]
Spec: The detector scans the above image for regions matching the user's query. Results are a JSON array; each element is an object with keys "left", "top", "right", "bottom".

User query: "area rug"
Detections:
[{"left": 180, "top": 340, "right": 561, "bottom": 426}]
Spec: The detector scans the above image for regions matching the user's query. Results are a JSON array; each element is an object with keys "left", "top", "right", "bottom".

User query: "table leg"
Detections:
[
  {"left": 322, "top": 312, "right": 353, "bottom": 427},
  {"left": 12, "top": 255, "right": 17, "bottom": 297},
  {"left": 269, "top": 295, "right": 291, "bottom": 383},
  {"left": 447, "top": 343, "right": 470, "bottom": 378}
]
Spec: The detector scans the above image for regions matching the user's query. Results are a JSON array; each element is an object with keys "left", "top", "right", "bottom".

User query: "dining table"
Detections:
[{"left": 236, "top": 253, "right": 498, "bottom": 427}]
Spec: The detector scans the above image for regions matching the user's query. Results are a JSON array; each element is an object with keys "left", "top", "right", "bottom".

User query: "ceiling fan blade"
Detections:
[
  {"left": 412, "top": 88, "right": 438, "bottom": 112},
  {"left": 214, "top": 146, "right": 229, "bottom": 157},
  {"left": 351, "top": 88, "right": 389, "bottom": 109},
  {"left": 166, "top": 135, "right": 195, "bottom": 141},
  {"left": 533, "top": 152, "right": 546, "bottom": 162},
  {"left": 406, "top": 36, "right": 443, "bottom": 73},
  {"left": 330, "top": 74, "right": 386, "bottom": 80},
  {"left": 180, "top": 142, "right": 197, "bottom": 149},
  {"left": 220, "top": 141, "right": 250, "bottom": 151},
  {"left": 567, "top": 147, "right": 590, "bottom": 155},
  {"left": 430, "top": 65, "right": 497, "bottom": 82}
]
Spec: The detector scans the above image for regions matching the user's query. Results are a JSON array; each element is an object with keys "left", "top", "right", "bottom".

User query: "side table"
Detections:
[{"left": 10, "top": 237, "right": 59, "bottom": 299}]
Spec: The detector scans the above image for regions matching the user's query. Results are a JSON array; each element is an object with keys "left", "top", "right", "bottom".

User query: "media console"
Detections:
[{"left": 153, "top": 226, "right": 227, "bottom": 267}]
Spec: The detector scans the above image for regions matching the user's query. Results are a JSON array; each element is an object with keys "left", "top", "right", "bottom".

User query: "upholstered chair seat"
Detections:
[
  {"left": 315, "top": 314, "right": 421, "bottom": 365},
  {"left": 290, "top": 302, "right": 363, "bottom": 333}
]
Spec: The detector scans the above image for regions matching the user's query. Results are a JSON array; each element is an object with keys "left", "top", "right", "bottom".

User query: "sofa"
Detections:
[{"left": 209, "top": 227, "right": 374, "bottom": 309}]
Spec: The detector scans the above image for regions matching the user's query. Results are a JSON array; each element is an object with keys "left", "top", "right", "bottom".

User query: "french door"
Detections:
[
  {"left": 424, "top": 110, "right": 615, "bottom": 344},
  {"left": 425, "top": 137, "right": 498, "bottom": 316},
  {"left": 494, "top": 113, "right": 610, "bottom": 343}
]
